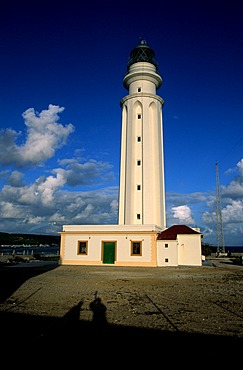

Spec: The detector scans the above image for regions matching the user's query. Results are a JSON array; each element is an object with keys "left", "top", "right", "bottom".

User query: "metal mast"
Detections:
[{"left": 215, "top": 162, "right": 225, "bottom": 254}]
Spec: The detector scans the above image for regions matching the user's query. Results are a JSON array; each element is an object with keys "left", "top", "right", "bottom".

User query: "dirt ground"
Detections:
[{"left": 1, "top": 257, "right": 243, "bottom": 356}]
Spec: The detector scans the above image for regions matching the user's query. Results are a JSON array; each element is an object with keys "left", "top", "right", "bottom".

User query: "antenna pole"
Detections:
[{"left": 215, "top": 163, "right": 225, "bottom": 255}]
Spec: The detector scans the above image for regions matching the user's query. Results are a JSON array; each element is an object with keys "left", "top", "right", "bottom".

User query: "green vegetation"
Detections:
[{"left": 201, "top": 242, "right": 217, "bottom": 256}]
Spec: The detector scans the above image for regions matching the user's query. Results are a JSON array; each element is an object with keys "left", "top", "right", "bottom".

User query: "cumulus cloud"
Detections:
[
  {"left": 53, "top": 159, "right": 115, "bottom": 186},
  {"left": 222, "top": 200, "right": 243, "bottom": 223},
  {"left": 0, "top": 172, "right": 119, "bottom": 233},
  {"left": 171, "top": 205, "right": 195, "bottom": 225},
  {"left": 0, "top": 103, "right": 120, "bottom": 235},
  {"left": 8, "top": 171, "right": 25, "bottom": 187},
  {"left": 237, "top": 158, "right": 243, "bottom": 175},
  {"left": 0, "top": 104, "right": 74, "bottom": 167}
]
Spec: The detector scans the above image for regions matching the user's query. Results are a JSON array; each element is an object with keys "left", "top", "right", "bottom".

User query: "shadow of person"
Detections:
[
  {"left": 63, "top": 300, "right": 83, "bottom": 320},
  {"left": 89, "top": 293, "right": 107, "bottom": 329}
]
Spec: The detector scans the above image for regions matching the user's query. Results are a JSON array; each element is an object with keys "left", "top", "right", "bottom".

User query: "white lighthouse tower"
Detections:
[
  {"left": 118, "top": 39, "right": 166, "bottom": 230},
  {"left": 60, "top": 39, "right": 203, "bottom": 267}
]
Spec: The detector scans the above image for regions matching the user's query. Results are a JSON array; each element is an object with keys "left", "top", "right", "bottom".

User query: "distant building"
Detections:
[{"left": 59, "top": 40, "right": 202, "bottom": 267}]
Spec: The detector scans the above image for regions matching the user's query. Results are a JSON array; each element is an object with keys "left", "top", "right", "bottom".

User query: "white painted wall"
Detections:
[
  {"left": 60, "top": 226, "right": 202, "bottom": 267},
  {"left": 157, "top": 240, "right": 178, "bottom": 266},
  {"left": 60, "top": 226, "right": 159, "bottom": 266},
  {"left": 177, "top": 234, "right": 202, "bottom": 266}
]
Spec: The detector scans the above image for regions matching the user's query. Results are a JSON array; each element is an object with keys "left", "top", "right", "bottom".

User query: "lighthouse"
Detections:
[
  {"left": 118, "top": 39, "right": 166, "bottom": 229},
  {"left": 60, "top": 40, "right": 202, "bottom": 267}
]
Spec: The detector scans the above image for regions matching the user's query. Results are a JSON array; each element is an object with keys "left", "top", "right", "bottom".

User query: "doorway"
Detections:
[{"left": 103, "top": 242, "right": 116, "bottom": 264}]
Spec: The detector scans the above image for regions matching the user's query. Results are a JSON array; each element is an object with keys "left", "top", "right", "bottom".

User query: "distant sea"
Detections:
[
  {"left": 224, "top": 246, "right": 243, "bottom": 253},
  {"left": 209, "top": 246, "right": 243, "bottom": 253},
  {"left": 0, "top": 245, "right": 60, "bottom": 256}
]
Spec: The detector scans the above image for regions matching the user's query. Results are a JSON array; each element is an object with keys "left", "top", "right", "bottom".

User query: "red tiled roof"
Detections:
[{"left": 157, "top": 225, "right": 201, "bottom": 240}]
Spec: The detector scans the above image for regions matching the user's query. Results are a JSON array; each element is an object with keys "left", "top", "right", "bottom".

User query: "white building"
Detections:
[{"left": 59, "top": 40, "right": 202, "bottom": 267}]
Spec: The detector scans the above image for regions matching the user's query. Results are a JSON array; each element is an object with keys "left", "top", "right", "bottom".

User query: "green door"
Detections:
[{"left": 103, "top": 242, "right": 115, "bottom": 264}]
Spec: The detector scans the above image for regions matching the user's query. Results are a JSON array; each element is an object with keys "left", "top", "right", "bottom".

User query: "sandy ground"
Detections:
[{"left": 1, "top": 257, "right": 243, "bottom": 357}]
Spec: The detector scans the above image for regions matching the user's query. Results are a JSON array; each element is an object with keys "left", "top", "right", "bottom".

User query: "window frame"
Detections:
[
  {"left": 77, "top": 240, "right": 88, "bottom": 255},
  {"left": 131, "top": 241, "right": 142, "bottom": 256}
]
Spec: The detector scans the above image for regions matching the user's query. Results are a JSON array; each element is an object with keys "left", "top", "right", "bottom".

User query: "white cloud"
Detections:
[
  {"left": 0, "top": 201, "right": 24, "bottom": 219},
  {"left": 201, "top": 210, "right": 215, "bottom": 224},
  {"left": 237, "top": 158, "right": 243, "bottom": 175},
  {"left": 171, "top": 205, "right": 195, "bottom": 225},
  {"left": 28, "top": 216, "right": 45, "bottom": 225},
  {"left": 8, "top": 171, "right": 25, "bottom": 187},
  {"left": 0, "top": 104, "right": 74, "bottom": 167},
  {"left": 52, "top": 159, "right": 114, "bottom": 186},
  {"left": 222, "top": 200, "right": 243, "bottom": 223}
]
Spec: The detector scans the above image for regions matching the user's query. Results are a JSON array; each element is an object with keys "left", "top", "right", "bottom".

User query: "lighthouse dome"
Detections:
[{"left": 126, "top": 39, "right": 159, "bottom": 71}]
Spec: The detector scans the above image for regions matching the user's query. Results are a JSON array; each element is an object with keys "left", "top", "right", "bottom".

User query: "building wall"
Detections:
[
  {"left": 60, "top": 229, "right": 158, "bottom": 267},
  {"left": 157, "top": 240, "right": 178, "bottom": 266},
  {"left": 177, "top": 234, "right": 202, "bottom": 266},
  {"left": 60, "top": 226, "right": 202, "bottom": 267}
]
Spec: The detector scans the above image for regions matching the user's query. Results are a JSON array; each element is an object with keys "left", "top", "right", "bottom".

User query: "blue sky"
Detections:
[{"left": 0, "top": 1, "right": 243, "bottom": 246}]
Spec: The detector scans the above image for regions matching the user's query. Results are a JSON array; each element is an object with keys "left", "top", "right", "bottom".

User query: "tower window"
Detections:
[
  {"left": 137, "top": 114, "right": 141, "bottom": 119},
  {"left": 165, "top": 258, "right": 169, "bottom": 263},
  {"left": 137, "top": 185, "right": 141, "bottom": 190},
  {"left": 131, "top": 241, "right": 142, "bottom": 255},
  {"left": 137, "top": 213, "right": 141, "bottom": 220},
  {"left": 165, "top": 243, "right": 168, "bottom": 248},
  {"left": 137, "top": 160, "right": 141, "bottom": 166},
  {"left": 137, "top": 87, "right": 141, "bottom": 92},
  {"left": 137, "top": 136, "right": 141, "bottom": 142}
]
